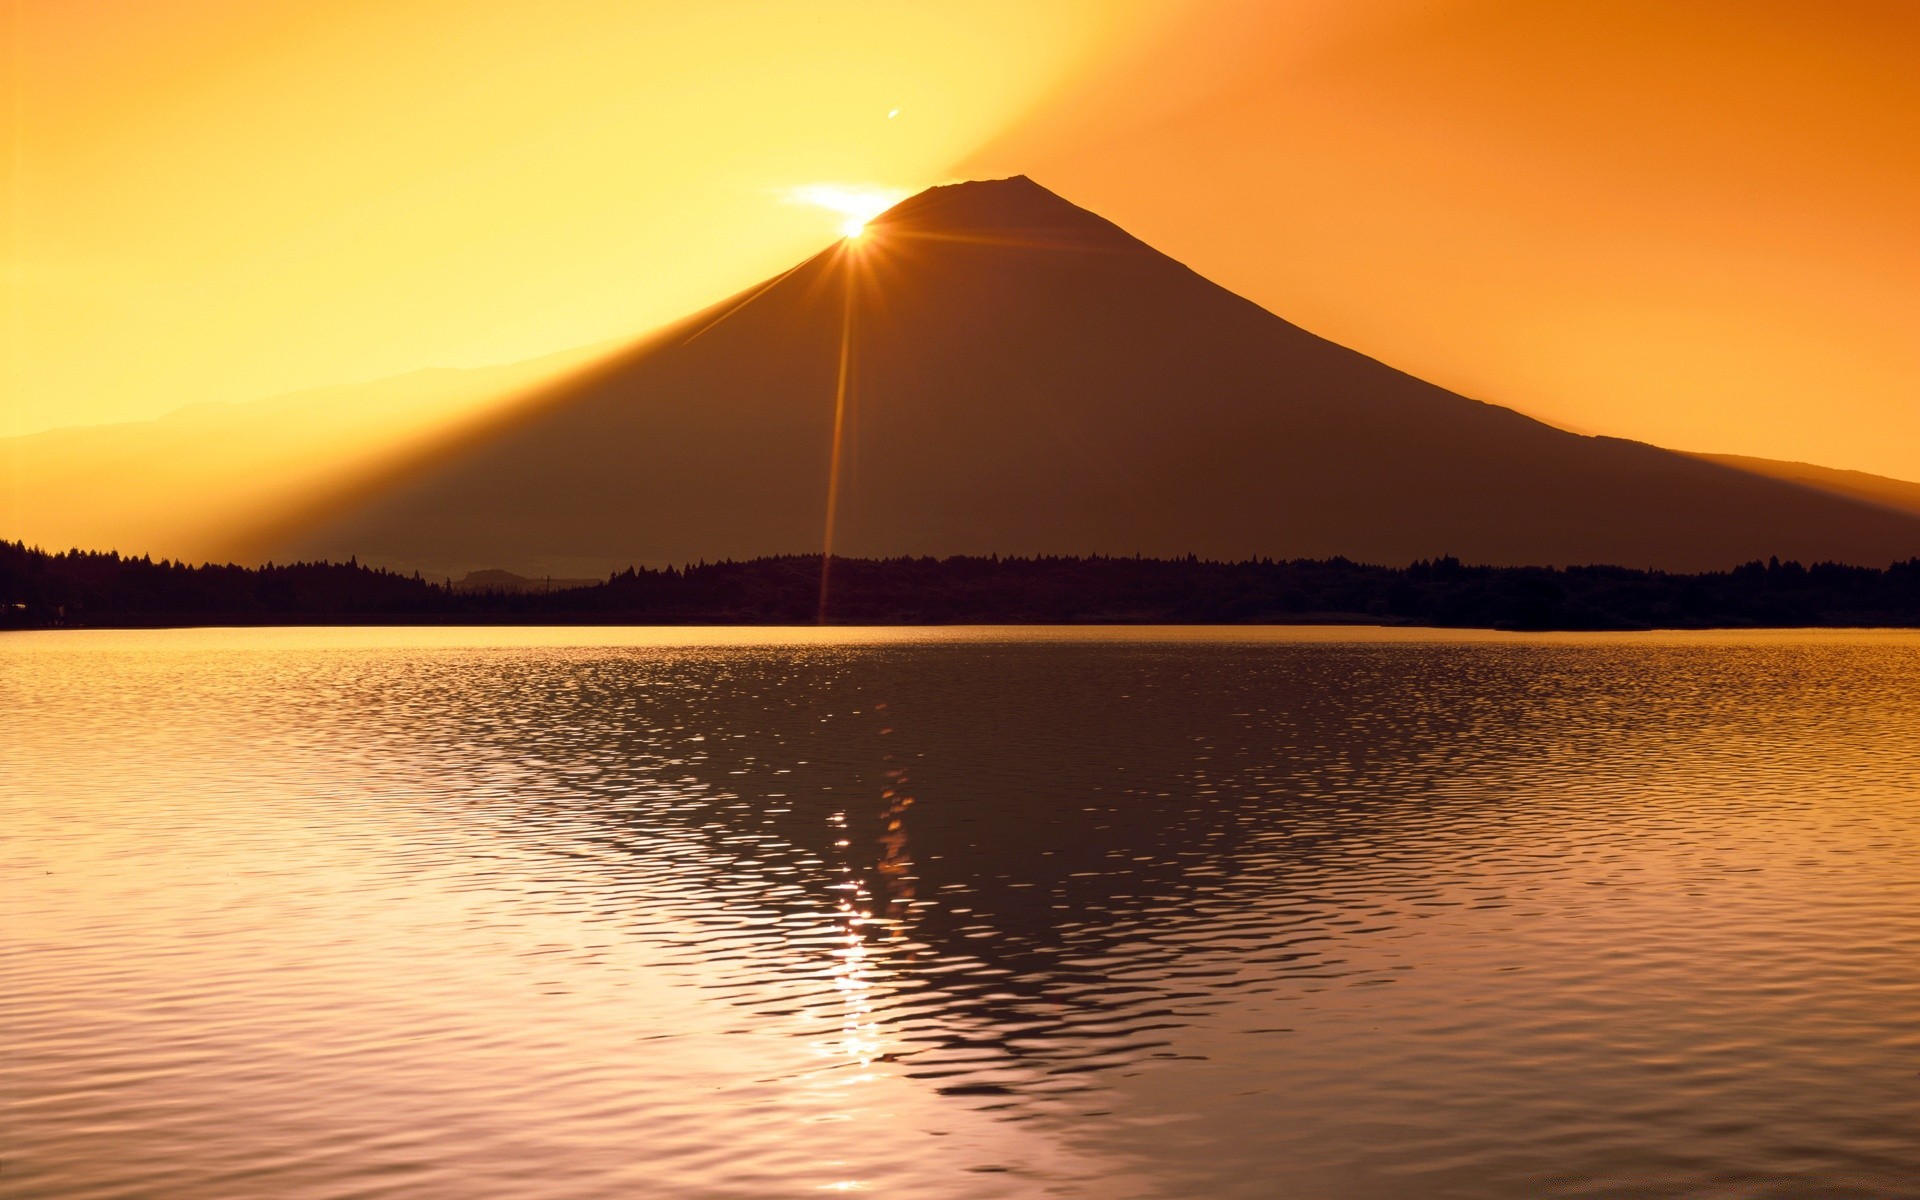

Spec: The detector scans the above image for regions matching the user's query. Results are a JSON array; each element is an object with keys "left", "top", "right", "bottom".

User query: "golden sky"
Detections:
[
  {"left": 5, "top": 0, "right": 1916, "bottom": 477},
  {"left": 3, "top": 0, "right": 1166, "bottom": 431}
]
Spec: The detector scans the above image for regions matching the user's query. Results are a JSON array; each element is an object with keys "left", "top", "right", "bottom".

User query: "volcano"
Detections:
[{"left": 243, "top": 176, "right": 1920, "bottom": 575}]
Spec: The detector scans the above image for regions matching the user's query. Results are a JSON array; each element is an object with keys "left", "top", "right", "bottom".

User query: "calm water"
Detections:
[{"left": 5, "top": 626, "right": 1919, "bottom": 1199}]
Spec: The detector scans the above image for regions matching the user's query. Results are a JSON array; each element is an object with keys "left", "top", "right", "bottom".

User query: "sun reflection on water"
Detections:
[{"left": 791, "top": 700, "right": 930, "bottom": 1196}]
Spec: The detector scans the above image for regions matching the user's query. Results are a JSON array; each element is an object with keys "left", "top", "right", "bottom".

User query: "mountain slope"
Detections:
[
  {"left": 1687, "top": 453, "right": 1920, "bottom": 520},
  {"left": 218, "top": 176, "right": 1920, "bottom": 574}
]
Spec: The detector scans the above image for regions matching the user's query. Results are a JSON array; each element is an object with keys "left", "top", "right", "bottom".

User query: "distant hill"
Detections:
[
  {"left": 449, "top": 569, "right": 601, "bottom": 594},
  {"left": 0, "top": 343, "right": 608, "bottom": 567},
  {"left": 229, "top": 176, "right": 1920, "bottom": 575}
]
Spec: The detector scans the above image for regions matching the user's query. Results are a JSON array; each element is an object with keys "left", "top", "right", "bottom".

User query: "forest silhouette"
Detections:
[{"left": 7, "top": 541, "right": 1919, "bottom": 632}]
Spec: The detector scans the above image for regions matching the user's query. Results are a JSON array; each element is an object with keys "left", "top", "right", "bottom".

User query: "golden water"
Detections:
[{"left": 6, "top": 627, "right": 1918, "bottom": 1198}]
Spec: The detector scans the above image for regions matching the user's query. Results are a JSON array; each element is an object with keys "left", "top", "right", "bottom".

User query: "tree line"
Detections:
[{"left": 5, "top": 540, "right": 1920, "bottom": 631}]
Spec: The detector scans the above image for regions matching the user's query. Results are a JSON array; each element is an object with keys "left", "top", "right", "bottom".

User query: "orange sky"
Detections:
[
  {"left": 972, "top": 0, "right": 1920, "bottom": 479},
  {"left": 4, "top": 0, "right": 1916, "bottom": 478}
]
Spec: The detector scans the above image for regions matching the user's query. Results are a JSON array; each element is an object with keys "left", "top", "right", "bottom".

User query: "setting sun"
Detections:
[{"left": 789, "top": 184, "right": 911, "bottom": 241}]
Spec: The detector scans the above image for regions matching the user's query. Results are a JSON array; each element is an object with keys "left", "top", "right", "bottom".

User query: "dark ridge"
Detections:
[{"left": 6, "top": 541, "right": 1919, "bottom": 632}]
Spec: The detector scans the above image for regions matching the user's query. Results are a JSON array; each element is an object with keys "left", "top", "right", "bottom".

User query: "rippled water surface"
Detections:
[{"left": 6, "top": 626, "right": 1920, "bottom": 1199}]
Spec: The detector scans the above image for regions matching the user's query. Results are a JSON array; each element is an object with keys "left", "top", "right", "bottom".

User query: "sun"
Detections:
[{"left": 787, "top": 183, "right": 910, "bottom": 241}]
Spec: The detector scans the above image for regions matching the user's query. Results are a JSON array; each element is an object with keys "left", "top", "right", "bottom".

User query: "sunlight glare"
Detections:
[{"left": 788, "top": 184, "right": 911, "bottom": 241}]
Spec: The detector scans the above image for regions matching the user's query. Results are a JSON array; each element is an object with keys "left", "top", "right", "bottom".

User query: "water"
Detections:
[{"left": 5, "top": 626, "right": 1918, "bottom": 1199}]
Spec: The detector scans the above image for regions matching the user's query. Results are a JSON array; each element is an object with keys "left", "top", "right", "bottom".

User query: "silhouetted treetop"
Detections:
[{"left": 5, "top": 541, "right": 1919, "bottom": 631}]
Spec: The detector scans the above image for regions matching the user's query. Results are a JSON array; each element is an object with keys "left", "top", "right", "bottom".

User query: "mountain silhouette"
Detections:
[{"left": 237, "top": 176, "right": 1920, "bottom": 575}]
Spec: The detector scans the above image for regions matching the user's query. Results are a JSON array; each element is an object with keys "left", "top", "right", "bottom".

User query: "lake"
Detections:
[{"left": 5, "top": 627, "right": 1918, "bottom": 1198}]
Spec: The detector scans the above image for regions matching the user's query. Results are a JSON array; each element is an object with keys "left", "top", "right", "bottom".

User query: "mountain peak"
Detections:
[{"left": 871, "top": 175, "right": 1132, "bottom": 243}]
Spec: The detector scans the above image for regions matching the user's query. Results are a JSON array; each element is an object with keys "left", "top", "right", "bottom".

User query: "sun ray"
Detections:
[
  {"left": 817, "top": 246, "right": 858, "bottom": 624},
  {"left": 675, "top": 257, "right": 815, "bottom": 348}
]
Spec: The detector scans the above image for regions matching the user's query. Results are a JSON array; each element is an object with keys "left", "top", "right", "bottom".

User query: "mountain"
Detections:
[
  {"left": 23, "top": 176, "right": 1920, "bottom": 576},
  {"left": 235, "top": 176, "right": 1920, "bottom": 575}
]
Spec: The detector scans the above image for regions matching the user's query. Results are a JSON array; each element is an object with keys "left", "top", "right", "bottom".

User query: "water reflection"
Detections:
[{"left": 5, "top": 628, "right": 1920, "bottom": 1199}]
